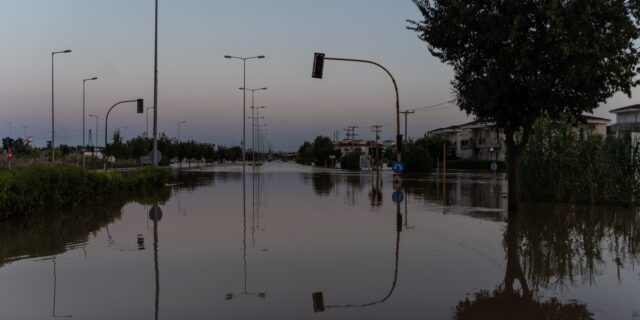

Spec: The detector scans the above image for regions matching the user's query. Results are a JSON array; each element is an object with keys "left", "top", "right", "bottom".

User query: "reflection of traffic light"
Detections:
[{"left": 312, "top": 53, "right": 325, "bottom": 79}]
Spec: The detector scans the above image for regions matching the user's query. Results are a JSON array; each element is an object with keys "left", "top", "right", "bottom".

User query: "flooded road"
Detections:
[{"left": 0, "top": 162, "right": 638, "bottom": 319}]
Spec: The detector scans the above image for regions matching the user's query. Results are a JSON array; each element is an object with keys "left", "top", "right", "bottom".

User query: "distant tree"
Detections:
[
  {"left": 414, "top": 135, "right": 456, "bottom": 162},
  {"left": 2, "top": 137, "right": 14, "bottom": 152},
  {"left": 311, "top": 136, "right": 339, "bottom": 167},
  {"left": 106, "top": 130, "right": 130, "bottom": 160},
  {"left": 409, "top": 0, "right": 640, "bottom": 210},
  {"left": 340, "top": 150, "right": 362, "bottom": 170},
  {"left": 402, "top": 143, "right": 433, "bottom": 173},
  {"left": 296, "top": 141, "right": 313, "bottom": 165}
]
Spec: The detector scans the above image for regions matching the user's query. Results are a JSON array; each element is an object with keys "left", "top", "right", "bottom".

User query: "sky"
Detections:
[{"left": 1, "top": 0, "right": 638, "bottom": 151}]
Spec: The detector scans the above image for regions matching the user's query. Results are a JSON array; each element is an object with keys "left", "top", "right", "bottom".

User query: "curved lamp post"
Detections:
[
  {"left": 104, "top": 99, "right": 143, "bottom": 170},
  {"left": 224, "top": 55, "right": 265, "bottom": 175},
  {"left": 51, "top": 49, "right": 72, "bottom": 164},
  {"left": 311, "top": 53, "right": 401, "bottom": 162},
  {"left": 82, "top": 77, "right": 98, "bottom": 167}
]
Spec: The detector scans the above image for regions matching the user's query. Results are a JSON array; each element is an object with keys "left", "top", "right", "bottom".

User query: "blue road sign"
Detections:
[
  {"left": 392, "top": 191, "right": 405, "bottom": 203},
  {"left": 392, "top": 161, "right": 405, "bottom": 174}
]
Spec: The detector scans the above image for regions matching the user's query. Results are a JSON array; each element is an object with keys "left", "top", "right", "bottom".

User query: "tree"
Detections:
[
  {"left": 409, "top": 0, "right": 640, "bottom": 210},
  {"left": 311, "top": 136, "right": 339, "bottom": 167},
  {"left": 296, "top": 141, "right": 313, "bottom": 165}
]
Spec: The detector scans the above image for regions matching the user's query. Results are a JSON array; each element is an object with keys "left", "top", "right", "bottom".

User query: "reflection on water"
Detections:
[{"left": 0, "top": 163, "right": 638, "bottom": 319}]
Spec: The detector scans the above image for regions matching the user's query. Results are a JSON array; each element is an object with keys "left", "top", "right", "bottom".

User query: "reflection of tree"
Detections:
[
  {"left": 310, "top": 173, "right": 335, "bottom": 197},
  {"left": 453, "top": 212, "right": 593, "bottom": 320},
  {"left": 516, "top": 204, "right": 640, "bottom": 289},
  {"left": 173, "top": 171, "right": 216, "bottom": 191}
]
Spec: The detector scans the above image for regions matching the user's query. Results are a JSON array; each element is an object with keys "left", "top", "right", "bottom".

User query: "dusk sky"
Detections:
[{"left": 1, "top": 0, "right": 638, "bottom": 151}]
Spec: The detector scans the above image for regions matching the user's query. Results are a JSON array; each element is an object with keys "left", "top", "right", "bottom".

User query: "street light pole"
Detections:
[
  {"left": 177, "top": 120, "right": 186, "bottom": 141},
  {"left": 147, "top": 107, "right": 154, "bottom": 138},
  {"left": 104, "top": 99, "right": 143, "bottom": 170},
  {"left": 51, "top": 49, "right": 72, "bottom": 165},
  {"left": 21, "top": 125, "right": 28, "bottom": 140},
  {"left": 82, "top": 77, "right": 98, "bottom": 168},
  {"left": 400, "top": 110, "right": 414, "bottom": 144},
  {"left": 241, "top": 88, "right": 267, "bottom": 167},
  {"left": 312, "top": 53, "right": 402, "bottom": 162},
  {"left": 89, "top": 115, "right": 98, "bottom": 148},
  {"left": 224, "top": 55, "right": 265, "bottom": 174},
  {"left": 152, "top": 0, "right": 159, "bottom": 167},
  {"left": 255, "top": 106, "right": 265, "bottom": 164}
]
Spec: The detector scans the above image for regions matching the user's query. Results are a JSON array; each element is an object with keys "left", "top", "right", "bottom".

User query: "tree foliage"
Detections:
[{"left": 409, "top": 0, "right": 640, "bottom": 209}]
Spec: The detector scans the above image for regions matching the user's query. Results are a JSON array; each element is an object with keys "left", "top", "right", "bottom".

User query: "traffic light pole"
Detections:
[
  {"left": 104, "top": 99, "right": 144, "bottom": 170},
  {"left": 313, "top": 55, "right": 402, "bottom": 162}
]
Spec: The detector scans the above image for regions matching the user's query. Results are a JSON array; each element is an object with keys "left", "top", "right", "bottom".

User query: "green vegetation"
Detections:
[
  {"left": 401, "top": 143, "right": 433, "bottom": 173},
  {"left": 340, "top": 150, "right": 362, "bottom": 170},
  {"left": 410, "top": 0, "right": 640, "bottom": 210},
  {"left": 520, "top": 118, "right": 640, "bottom": 205},
  {"left": 295, "top": 136, "right": 341, "bottom": 167},
  {"left": 0, "top": 166, "right": 171, "bottom": 218}
]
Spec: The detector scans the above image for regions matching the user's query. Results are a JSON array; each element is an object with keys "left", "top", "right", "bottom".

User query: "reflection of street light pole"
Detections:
[
  {"left": 51, "top": 49, "right": 72, "bottom": 164},
  {"left": 225, "top": 178, "right": 266, "bottom": 301},
  {"left": 224, "top": 55, "right": 265, "bottom": 175},
  {"left": 82, "top": 77, "right": 98, "bottom": 167},
  {"left": 177, "top": 120, "right": 186, "bottom": 141},
  {"left": 311, "top": 53, "right": 402, "bottom": 162}
]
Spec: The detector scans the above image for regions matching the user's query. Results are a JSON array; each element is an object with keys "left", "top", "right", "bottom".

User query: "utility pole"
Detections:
[
  {"left": 400, "top": 110, "right": 415, "bottom": 144},
  {"left": 372, "top": 125, "right": 382, "bottom": 171}
]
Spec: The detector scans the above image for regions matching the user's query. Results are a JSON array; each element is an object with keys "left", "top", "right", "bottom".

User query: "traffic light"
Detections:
[
  {"left": 137, "top": 99, "right": 144, "bottom": 114},
  {"left": 312, "top": 53, "right": 325, "bottom": 79}
]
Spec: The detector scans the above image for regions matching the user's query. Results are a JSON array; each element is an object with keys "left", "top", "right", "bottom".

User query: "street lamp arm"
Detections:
[
  {"left": 323, "top": 56, "right": 401, "bottom": 161},
  {"left": 104, "top": 99, "right": 141, "bottom": 168}
]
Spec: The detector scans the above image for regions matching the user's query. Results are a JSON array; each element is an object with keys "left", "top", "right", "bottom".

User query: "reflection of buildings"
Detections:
[{"left": 404, "top": 172, "right": 508, "bottom": 219}]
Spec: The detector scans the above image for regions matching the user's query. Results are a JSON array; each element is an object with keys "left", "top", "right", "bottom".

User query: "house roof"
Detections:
[
  {"left": 610, "top": 104, "right": 640, "bottom": 114},
  {"left": 579, "top": 114, "right": 611, "bottom": 124}
]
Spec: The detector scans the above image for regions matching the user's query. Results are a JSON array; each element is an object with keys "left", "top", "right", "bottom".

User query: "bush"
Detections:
[
  {"left": 402, "top": 144, "right": 433, "bottom": 172},
  {"left": 520, "top": 118, "right": 640, "bottom": 205},
  {"left": 0, "top": 166, "right": 171, "bottom": 218}
]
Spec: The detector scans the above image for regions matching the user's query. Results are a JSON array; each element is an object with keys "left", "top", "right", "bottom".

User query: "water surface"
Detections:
[{"left": 0, "top": 162, "right": 638, "bottom": 319}]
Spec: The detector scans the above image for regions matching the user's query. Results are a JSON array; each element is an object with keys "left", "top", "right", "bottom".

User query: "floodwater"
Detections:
[{"left": 0, "top": 161, "right": 638, "bottom": 319}]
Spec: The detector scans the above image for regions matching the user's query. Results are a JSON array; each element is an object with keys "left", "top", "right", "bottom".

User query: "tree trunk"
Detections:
[{"left": 507, "top": 147, "right": 521, "bottom": 212}]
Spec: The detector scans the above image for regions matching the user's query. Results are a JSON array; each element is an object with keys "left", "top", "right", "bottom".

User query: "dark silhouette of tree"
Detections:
[
  {"left": 312, "top": 136, "right": 340, "bottom": 168},
  {"left": 296, "top": 141, "right": 313, "bottom": 165},
  {"left": 409, "top": 0, "right": 640, "bottom": 210}
]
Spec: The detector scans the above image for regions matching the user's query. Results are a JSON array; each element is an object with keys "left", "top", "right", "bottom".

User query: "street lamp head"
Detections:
[
  {"left": 260, "top": 87, "right": 267, "bottom": 90},
  {"left": 224, "top": 55, "right": 232, "bottom": 59},
  {"left": 91, "top": 77, "right": 98, "bottom": 80},
  {"left": 239, "top": 87, "right": 245, "bottom": 90},
  {"left": 257, "top": 55, "right": 265, "bottom": 59},
  {"left": 63, "top": 50, "right": 72, "bottom": 53}
]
